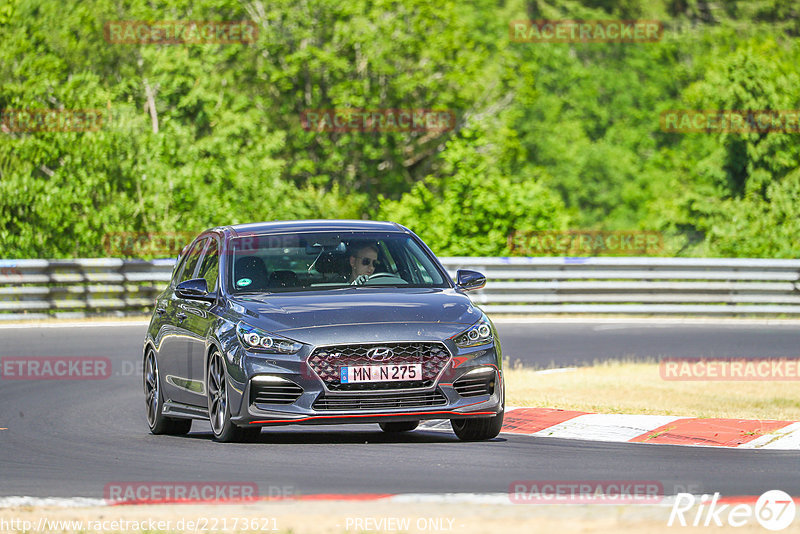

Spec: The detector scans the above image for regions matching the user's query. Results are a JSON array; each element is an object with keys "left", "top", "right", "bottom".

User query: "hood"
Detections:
[{"left": 228, "top": 287, "right": 482, "bottom": 344}]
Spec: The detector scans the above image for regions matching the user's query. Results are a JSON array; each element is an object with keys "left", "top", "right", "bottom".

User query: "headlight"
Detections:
[
  {"left": 453, "top": 319, "right": 493, "bottom": 348},
  {"left": 237, "top": 322, "right": 302, "bottom": 354}
]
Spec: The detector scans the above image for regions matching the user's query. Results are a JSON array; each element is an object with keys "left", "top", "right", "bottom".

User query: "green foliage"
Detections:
[
  {"left": 0, "top": 0, "right": 15, "bottom": 25},
  {"left": 665, "top": 38, "right": 800, "bottom": 257},
  {"left": 1, "top": 0, "right": 799, "bottom": 258},
  {"left": 379, "top": 125, "right": 568, "bottom": 256}
]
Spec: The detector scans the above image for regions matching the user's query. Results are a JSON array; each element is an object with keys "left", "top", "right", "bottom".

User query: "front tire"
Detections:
[
  {"left": 207, "top": 350, "right": 261, "bottom": 443},
  {"left": 450, "top": 412, "right": 504, "bottom": 441},
  {"left": 379, "top": 421, "right": 419, "bottom": 433},
  {"left": 144, "top": 349, "right": 192, "bottom": 435}
]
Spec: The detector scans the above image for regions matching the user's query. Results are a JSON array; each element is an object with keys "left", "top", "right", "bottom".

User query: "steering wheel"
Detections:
[
  {"left": 351, "top": 272, "right": 403, "bottom": 285},
  {"left": 366, "top": 272, "right": 397, "bottom": 281}
]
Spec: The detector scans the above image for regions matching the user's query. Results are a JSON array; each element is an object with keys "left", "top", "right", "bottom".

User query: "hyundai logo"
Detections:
[{"left": 366, "top": 347, "right": 394, "bottom": 362}]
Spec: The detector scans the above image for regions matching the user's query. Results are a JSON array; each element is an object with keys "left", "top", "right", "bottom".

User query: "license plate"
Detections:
[{"left": 340, "top": 363, "right": 422, "bottom": 383}]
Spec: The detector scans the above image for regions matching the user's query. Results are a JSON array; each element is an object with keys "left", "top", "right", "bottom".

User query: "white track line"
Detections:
[
  {"left": 739, "top": 422, "right": 800, "bottom": 450},
  {"left": 0, "top": 497, "right": 107, "bottom": 508},
  {"left": 0, "top": 493, "right": 692, "bottom": 508},
  {"left": 0, "top": 321, "right": 149, "bottom": 329},
  {"left": 4, "top": 318, "right": 800, "bottom": 328},
  {"left": 490, "top": 317, "right": 800, "bottom": 325},
  {"left": 533, "top": 367, "right": 578, "bottom": 375}
]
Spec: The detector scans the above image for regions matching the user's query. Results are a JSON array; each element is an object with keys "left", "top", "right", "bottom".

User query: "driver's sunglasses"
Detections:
[{"left": 358, "top": 257, "right": 379, "bottom": 267}]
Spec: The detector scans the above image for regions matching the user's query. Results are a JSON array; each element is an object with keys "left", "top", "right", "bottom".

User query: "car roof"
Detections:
[{"left": 218, "top": 219, "right": 406, "bottom": 236}]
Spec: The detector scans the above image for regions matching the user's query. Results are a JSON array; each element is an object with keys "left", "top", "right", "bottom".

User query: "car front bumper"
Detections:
[{"left": 226, "top": 344, "right": 504, "bottom": 427}]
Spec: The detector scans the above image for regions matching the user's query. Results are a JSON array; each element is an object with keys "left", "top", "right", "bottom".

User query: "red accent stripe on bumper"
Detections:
[{"left": 249, "top": 410, "right": 497, "bottom": 425}]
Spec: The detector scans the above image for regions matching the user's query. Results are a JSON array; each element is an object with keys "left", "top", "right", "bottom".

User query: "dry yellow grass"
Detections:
[{"left": 504, "top": 360, "right": 800, "bottom": 420}]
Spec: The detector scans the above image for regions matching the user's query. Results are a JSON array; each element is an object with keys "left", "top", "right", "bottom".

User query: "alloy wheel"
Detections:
[
  {"left": 208, "top": 351, "right": 227, "bottom": 436},
  {"left": 144, "top": 350, "right": 159, "bottom": 428}
]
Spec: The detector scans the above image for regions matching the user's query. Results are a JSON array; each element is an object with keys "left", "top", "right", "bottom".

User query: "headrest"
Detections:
[
  {"left": 268, "top": 270, "right": 298, "bottom": 289},
  {"left": 233, "top": 256, "right": 269, "bottom": 291},
  {"left": 314, "top": 251, "right": 349, "bottom": 274}
]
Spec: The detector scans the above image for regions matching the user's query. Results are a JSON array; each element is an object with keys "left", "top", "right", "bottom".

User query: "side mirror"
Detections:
[
  {"left": 456, "top": 269, "right": 486, "bottom": 291},
  {"left": 176, "top": 278, "right": 215, "bottom": 302}
]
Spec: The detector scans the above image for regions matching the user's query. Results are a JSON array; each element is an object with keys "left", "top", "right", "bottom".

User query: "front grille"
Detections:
[
  {"left": 313, "top": 389, "right": 448, "bottom": 411},
  {"left": 307, "top": 342, "right": 451, "bottom": 391},
  {"left": 453, "top": 370, "right": 496, "bottom": 398},
  {"left": 250, "top": 380, "right": 304, "bottom": 405}
]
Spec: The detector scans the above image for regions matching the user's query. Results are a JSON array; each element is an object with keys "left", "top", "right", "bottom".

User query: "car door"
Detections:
[
  {"left": 159, "top": 237, "right": 208, "bottom": 405},
  {"left": 178, "top": 236, "right": 221, "bottom": 407}
]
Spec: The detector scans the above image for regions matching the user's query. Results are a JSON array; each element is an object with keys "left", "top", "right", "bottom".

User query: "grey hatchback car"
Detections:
[{"left": 143, "top": 220, "right": 504, "bottom": 442}]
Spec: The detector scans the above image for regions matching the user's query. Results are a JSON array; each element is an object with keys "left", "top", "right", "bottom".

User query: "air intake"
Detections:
[
  {"left": 313, "top": 389, "right": 447, "bottom": 411},
  {"left": 453, "top": 368, "right": 496, "bottom": 398},
  {"left": 250, "top": 377, "right": 303, "bottom": 405}
]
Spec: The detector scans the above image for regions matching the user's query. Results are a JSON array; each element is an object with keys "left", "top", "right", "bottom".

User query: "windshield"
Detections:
[{"left": 227, "top": 231, "right": 450, "bottom": 293}]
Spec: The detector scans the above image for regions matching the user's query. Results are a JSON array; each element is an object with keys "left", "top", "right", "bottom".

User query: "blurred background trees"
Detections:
[{"left": 1, "top": 0, "right": 798, "bottom": 257}]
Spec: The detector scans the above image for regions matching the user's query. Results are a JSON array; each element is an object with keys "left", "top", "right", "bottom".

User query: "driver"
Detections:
[{"left": 348, "top": 244, "right": 379, "bottom": 284}]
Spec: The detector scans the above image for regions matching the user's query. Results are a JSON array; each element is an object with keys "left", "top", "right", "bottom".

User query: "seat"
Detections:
[
  {"left": 268, "top": 270, "right": 299, "bottom": 289},
  {"left": 313, "top": 251, "right": 349, "bottom": 282},
  {"left": 233, "top": 256, "right": 269, "bottom": 291}
]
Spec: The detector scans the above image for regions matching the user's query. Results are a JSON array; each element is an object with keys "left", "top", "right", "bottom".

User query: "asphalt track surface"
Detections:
[
  {"left": 1, "top": 320, "right": 799, "bottom": 499},
  {"left": 497, "top": 320, "right": 800, "bottom": 368}
]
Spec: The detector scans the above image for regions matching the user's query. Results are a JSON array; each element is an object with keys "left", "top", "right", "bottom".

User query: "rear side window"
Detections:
[
  {"left": 197, "top": 239, "right": 220, "bottom": 291},
  {"left": 175, "top": 238, "right": 208, "bottom": 285}
]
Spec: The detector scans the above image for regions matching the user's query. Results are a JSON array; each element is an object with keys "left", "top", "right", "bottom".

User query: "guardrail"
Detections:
[
  {"left": 0, "top": 259, "right": 176, "bottom": 321},
  {"left": 1, "top": 257, "right": 800, "bottom": 319},
  {"left": 445, "top": 257, "right": 800, "bottom": 315}
]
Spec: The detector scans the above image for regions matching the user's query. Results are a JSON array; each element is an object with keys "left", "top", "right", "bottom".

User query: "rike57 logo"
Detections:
[{"left": 669, "top": 491, "right": 796, "bottom": 531}]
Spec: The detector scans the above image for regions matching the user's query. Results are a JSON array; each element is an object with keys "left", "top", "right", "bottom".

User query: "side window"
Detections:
[
  {"left": 404, "top": 238, "right": 444, "bottom": 285},
  {"left": 170, "top": 242, "right": 194, "bottom": 283},
  {"left": 408, "top": 253, "right": 434, "bottom": 284},
  {"left": 176, "top": 238, "right": 207, "bottom": 284},
  {"left": 197, "top": 239, "right": 220, "bottom": 291}
]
